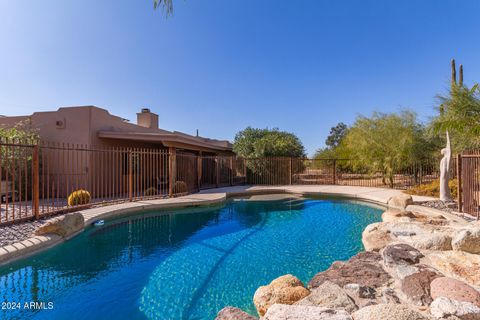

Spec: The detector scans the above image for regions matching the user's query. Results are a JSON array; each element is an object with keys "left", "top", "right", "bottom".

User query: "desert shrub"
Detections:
[
  {"left": 145, "top": 187, "right": 158, "bottom": 197},
  {"left": 173, "top": 181, "right": 188, "bottom": 195},
  {"left": 405, "top": 179, "right": 457, "bottom": 199},
  {"left": 67, "top": 189, "right": 91, "bottom": 206}
]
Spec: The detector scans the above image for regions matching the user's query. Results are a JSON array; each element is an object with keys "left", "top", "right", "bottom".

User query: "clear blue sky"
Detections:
[{"left": 1, "top": 0, "right": 479, "bottom": 155}]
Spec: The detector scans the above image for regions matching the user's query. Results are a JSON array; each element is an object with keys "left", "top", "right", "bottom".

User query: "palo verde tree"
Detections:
[{"left": 338, "top": 110, "right": 434, "bottom": 187}]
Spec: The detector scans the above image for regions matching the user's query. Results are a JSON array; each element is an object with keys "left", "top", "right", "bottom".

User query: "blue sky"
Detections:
[{"left": 0, "top": 0, "right": 479, "bottom": 155}]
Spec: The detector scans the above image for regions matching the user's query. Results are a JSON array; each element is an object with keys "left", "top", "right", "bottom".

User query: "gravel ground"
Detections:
[
  {"left": 0, "top": 219, "right": 50, "bottom": 247},
  {"left": 420, "top": 200, "right": 456, "bottom": 213},
  {"left": 419, "top": 200, "right": 476, "bottom": 221}
]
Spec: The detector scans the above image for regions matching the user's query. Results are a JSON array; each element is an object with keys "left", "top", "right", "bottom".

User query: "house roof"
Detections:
[{"left": 97, "top": 130, "right": 232, "bottom": 152}]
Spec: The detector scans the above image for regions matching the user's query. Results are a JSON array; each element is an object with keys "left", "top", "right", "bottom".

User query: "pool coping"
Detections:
[{"left": 0, "top": 185, "right": 447, "bottom": 266}]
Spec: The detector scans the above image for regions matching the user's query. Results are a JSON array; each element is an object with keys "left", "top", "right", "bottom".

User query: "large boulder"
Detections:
[
  {"left": 427, "top": 251, "right": 480, "bottom": 287},
  {"left": 400, "top": 269, "right": 440, "bottom": 306},
  {"left": 351, "top": 303, "right": 428, "bottom": 320},
  {"left": 362, "top": 223, "right": 393, "bottom": 251},
  {"left": 382, "top": 243, "right": 424, "bottom": 267},
  {"left": 452, "top": 228, "right": 480, "bottom": 254},
  {"left": 382, "top": 210, "right": 417, "bottom": 223},
  {"left": 296, "top": 281, "right": 358, "bottom": 313},
  {"left": 308, "top": 252, "right": 392, "bottom": 289},
  {"left": 263, "top": 304, "right": 352, "bottom": 320},
  {"left": 215, "top": 307, "right": 257, "bottom": 320},
  {"left": 430, "top": 297, "right": 480, "bottom": 320},
  {"left": 410, "top": 233, "right": 452, "bottom": 251},
  {"left": 388, "top": 194, "right": 414, "bottom": 210},
  {"left": 35, "top": 212, "right": 84, "bottom": 239},
  {"left": 430, "top": 277, "right": 480, "bottom": 307},
  {"left": 253, "top": 275, "right": 310, "bottom": 317}
]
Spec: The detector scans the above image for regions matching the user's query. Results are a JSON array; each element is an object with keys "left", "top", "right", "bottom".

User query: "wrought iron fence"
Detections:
[
  {"left": 458, "top": 151, "right": 480, "bottom": 218},
  {"left": 2, "top": 139, "right": 466, "bottom": 224},
  {"left": 0, "top": 140, "right": 245, "bottom": 225}
]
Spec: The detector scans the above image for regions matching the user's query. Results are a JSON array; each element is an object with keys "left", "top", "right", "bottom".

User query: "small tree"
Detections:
[
  {"left": 431, "top": 83, "right": 480, "bottom": 153},
  {"left": 325, "top": 122, "right": 348, "bottom": 149},
  {"left": 338, "top": 110, "right": 434, "bottom": 187},
  {"left": 0, "top": 122, "right": 40, "bottom": 200},
  {"left": 233, "top": 127, "right": 305, "bottom": 159},
  {"left": 233, "top": 127, "right": 306, "bottom": 183}
]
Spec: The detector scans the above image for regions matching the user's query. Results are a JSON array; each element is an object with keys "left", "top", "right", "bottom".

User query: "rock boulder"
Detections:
[
  {"left": 308, "top": 252, "right": 392, "bottom": 289},
  {"left": 296, "top": 281, "right": 358, "bottom": 313},
  {"left": 351, "top": 303, "right": 428, "bottom": 320},
  {"left": 400, "top": 269, "right": 440, "bottom": 306},
  {"left": 430, "top": 277, "right": 480, "bottom": 307},
  {"left": 215, "top": 307, "right": 257, "bottom": 320},
  {"left": 427, "top": 251, "right": 480, "bottom": 286},
  {"left": 382, "top": 243, "right": 424, "bottom": 267},
  {"left": 35, "top": 212, "right": 84, "bottom": 239},
  {"left": 388, "top": 194, "right": 414, "bottom": 210},
  {"left": 263, "top": 304, "right": 352, "bottom": 320},
  {"left": 253, "top": 274, "right": 310, "bottom": 316},
  {"left": 452, "top": 228, "right": 480, "bottom": 254},
  {"left": 430, "top": 297, "right": 480, "bottom": 320},
  {"left": 362, "top": 222, "right": 393, "bottom": 251}
]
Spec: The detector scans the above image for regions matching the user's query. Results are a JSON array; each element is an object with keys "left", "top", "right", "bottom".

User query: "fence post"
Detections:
[
  {"left": 289, "top": 158, "right": 292, "bottom": 185},
  {"left": 457, "top": 154, "right": 462, "bottom": 212},
  {"left": 169, "top": 147, "right": 176, "bottom": 197},
  {"left": 215, "top": 156, "right": 220, "bottom": 188},
  {"left": 32, "top": 145, "right": 40, "bottom": 219},
  {"left": 243, "top": 158, "right": 247, "bottom": 185},
  {"left": 230, "top": 156, "right": 234, "bottom": 186},
  {"left": 197, "top": 152, "right": 202, "bottom": 191},
  {"left": 128, "top": 150, "right": 133, "bottom": 201},
  {"left": 332, "top": 159, "right": 337, "bottom": 185}
]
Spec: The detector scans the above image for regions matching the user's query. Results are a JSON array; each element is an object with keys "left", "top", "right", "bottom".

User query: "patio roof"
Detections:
[{"left": 97, "top": 130, "right": 233, "bottom": 153}]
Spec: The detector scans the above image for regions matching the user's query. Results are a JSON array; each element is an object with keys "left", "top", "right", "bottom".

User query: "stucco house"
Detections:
[
  {"left": 0, "top": 105, "right": 233, "bottom": 155},
  {"left": 0, "top": 106, "right": 238, "bottom": 199}
]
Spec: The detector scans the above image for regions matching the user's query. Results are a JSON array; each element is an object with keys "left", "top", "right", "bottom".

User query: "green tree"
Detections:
[
  {"left": 325, "top": 122, "right": 348, "bottom": 148},
  {"left": 0, "top": 122, "right": 39, "bottom": 201},
  {"left": 431, "top": 83, "right": 480, "bottom": 152},
  {"left": 233, "top": 127, "right": 305, "bottom": 158},
  {"left": 338, "top": 110, "right": 434, "bottom": 187},
  {"left": 233, "top": 127, "right": 305, "bottom": 183},
  {"left": 0, "top": 121, "right": 39, "bottom": 143}
]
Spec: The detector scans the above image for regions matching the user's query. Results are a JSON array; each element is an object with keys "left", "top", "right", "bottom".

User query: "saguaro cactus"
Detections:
[
  {"left": 459, "top": 64, "right": 464, "bottom": 86},
  {"left": 451, "top": 59, "right": 457, "bottom": 88}
]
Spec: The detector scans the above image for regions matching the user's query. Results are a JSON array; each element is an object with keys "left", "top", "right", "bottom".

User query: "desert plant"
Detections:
[
  {"left": 67, "top": 190, "right": 91, "bottom": 206},
  {"left": 172, "top": 181, "right": 188, "bottom": 195},
  {"left": 404, "top": 179, "right": 458, "bottom": 199},
  {"left": 145, "top": 187, "right": 158, "bottom": 197}
]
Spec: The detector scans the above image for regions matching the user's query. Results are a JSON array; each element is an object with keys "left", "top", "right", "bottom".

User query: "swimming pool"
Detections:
[{"left": 0, "top": 195, "right": 383, "bottom": 320}]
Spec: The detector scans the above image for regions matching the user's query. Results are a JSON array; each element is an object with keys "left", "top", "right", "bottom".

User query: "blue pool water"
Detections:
[{"left": 0, "top": 196, "right": 382, "bottom": 320}]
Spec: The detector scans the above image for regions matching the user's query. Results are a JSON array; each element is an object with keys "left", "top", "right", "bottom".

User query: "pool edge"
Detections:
[{"left": 0, "top": 186, "right": 444, "bottom": 266}]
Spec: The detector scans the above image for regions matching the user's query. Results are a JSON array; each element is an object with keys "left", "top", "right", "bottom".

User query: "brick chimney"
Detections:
[{"left": 137, "top": 108, "right": 159, "bottom": 129}]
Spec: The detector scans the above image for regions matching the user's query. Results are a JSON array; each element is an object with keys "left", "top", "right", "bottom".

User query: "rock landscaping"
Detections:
[{"left": 215, "top": 194, "right": 480, "bottom": 320}]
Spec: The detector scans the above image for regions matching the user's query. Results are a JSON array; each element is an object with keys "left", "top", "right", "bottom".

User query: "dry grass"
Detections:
[{"left": 405, "top": 179, "right": 458, "bottom": 198}]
